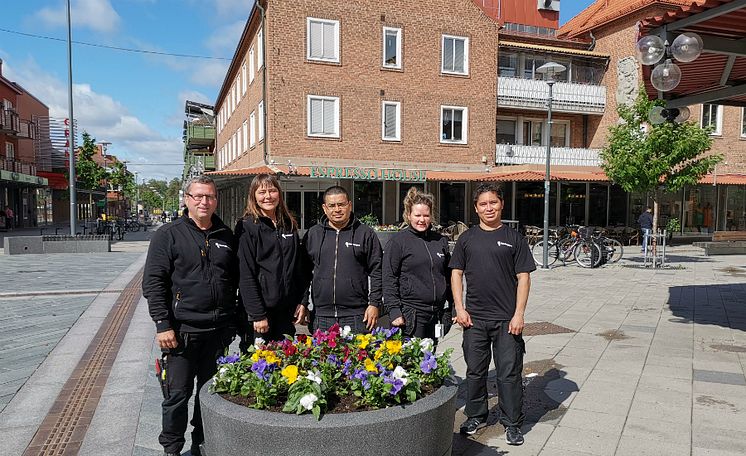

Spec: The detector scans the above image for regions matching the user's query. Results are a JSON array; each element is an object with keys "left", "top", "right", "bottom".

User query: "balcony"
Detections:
[
  {"left": 16, "top": 119, "right": 37, "bottom": 140},
  {"left": 498, "top": 77, "right": 606, "bottom": 115},
  {"left": 496, "top": 144, "right": 602, "bottom": 167},
  {"left": 0, "top": 109, "right": 20, "bottom": 134},
  {"left": 1, "top": 158, "right": 37, "bottom": 176},
  {"left": 186, "top": 123, "right": 215, "bottom": 149}
]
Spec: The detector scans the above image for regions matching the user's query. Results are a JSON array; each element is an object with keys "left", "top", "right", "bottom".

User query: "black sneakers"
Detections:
[
  {"left": 505, "top": 426, "right": 524, "bottom": 445},
  {"left": 459, "top": 417, "right": 487, "bottom": 435}
]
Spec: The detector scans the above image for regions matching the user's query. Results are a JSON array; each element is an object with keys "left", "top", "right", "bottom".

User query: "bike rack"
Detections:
[{"left": 643, "top": 230, "right": 667, "bottom": 268}]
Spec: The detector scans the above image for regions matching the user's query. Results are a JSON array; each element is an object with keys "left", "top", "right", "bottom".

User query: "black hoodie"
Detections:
[
  {"left": 383, "top": 226, "right": 452, "bottom": 320},
  {"left": 301, "top": 215, "right": 383, "bottom": 317},
  {"left": 143, "top": 213, "right": 238, "bottom": 333},
  {"left": 235, "top": 215, "right": 311, "bottom": 321}
]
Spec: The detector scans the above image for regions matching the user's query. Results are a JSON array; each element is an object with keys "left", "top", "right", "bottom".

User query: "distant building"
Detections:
[{"left": 183, "top": 100, "right": 216, "bottom": 179}]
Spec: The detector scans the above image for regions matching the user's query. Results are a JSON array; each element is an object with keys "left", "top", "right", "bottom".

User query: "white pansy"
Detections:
[
  {"left": 393, "top": 366, "right": 409, "bottom": 385},
  {"left": 299, "top": 393, "right": 318, "bottom": 411},
  {"left": 218, "top": 367, "right": 228, "bottom": 377},
  {"left": 305, "top": 370, "right": 322, "bottom": 384},
  {"left": 254, "top": 337, "right": 266, "bottom": 348},
  {"left": 420, "top": 338, "right": 434, "bottom": 353},
  {"left": 340, "top": 325, "right": 352, "bottom": 337}
]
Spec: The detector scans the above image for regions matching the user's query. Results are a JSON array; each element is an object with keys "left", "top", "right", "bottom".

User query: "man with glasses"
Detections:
[
  {"left": 301, "top": 186, "right": 382, "bottom": 333},
  {"left": 143, "top": 175, "right": 238, "bottom": 456}
]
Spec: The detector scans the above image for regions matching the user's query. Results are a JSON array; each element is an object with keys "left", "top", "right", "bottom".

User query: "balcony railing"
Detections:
[
  {"left": 498, "top": 77, "right": 606, "bottom": 114},
  {"left": 0, "top": 109, "right": 20, "bottom": 133},
  {"left": 17, "top": 119, "right": 37, "bottom": 140},
  {"left": 186, "top": 123, "right": 215, "bottom": 147},
  {"left": 496, "top": 144, "right": 602, "bottom": 167},
  {"left": 1, "top": 158, "right": 37, "bottom": 176}
]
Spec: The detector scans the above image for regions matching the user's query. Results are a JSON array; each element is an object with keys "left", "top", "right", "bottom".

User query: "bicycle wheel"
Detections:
[
  {"left": 574, "top": 240, "right": 602, "bottom": 268},
  {"left": 127, "top": 221, "right": 140, "bottom": 232},
  {"left": 557, "top": 237, "right": 576, "bottom": 264},
  {"left": 532, "top": 240, "right": 558, "bottom": 266},
  {"left": 602, "top": 238, "right": 624, "bottom": 263}
]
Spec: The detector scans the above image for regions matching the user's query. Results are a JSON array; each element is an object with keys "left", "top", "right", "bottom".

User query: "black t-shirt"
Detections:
[{"left": 449, "top": 224, "right": 535, "bottom": 321}]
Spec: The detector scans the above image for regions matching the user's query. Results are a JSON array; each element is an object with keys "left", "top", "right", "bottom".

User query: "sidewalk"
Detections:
[{"left": 1, "top": 244, "right": 745, "bottom": 455}]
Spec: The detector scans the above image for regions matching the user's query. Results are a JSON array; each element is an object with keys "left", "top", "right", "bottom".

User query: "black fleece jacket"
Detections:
[
  {"left": 235, "top": 216, "right": 311, "bottom": 321},
  {"left": 301, "top": 215, "right": 383, "bottom": 317},
  {"left": 143, "top": 213, "right": 238, "bottom": 333},
  {"left": 383, "top": 226, "right": 452, "bottom": 320}
]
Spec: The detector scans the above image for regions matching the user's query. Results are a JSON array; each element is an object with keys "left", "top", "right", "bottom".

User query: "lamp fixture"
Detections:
[{"left": 634, "top": 32, "right": 702, "bottom": 92}]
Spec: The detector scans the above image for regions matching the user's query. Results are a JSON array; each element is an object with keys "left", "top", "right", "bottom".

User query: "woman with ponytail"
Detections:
[{"left": 383, "top": 187, "right": 452, "bottom": 339}]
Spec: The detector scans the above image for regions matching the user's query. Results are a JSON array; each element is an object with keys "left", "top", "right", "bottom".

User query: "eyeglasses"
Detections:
[
  {"left": 324, "top": 201, "right": 349, "bottom": 209},
  {"left": 186, "top": 193, "right": 217, "bottom": 202}
]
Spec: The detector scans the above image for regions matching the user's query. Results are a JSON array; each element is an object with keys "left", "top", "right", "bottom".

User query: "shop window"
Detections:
[
  {"left": 398, "top": 183, "right": 423, "bottom": 223},
  {"left": 588, "top": 184, "right": 607, "bottom": 227},
  {"left": 515, "top": 182, "right": 556, "bottom": 227},
  {"left": 382, "top": 101, "right": 401, "bottom": 141},
  {"left": 560, "top": 183, "right": 587, "bottom": 226},
  {"left": 307, "top": 95, "right": 340, "bottom": 138},
  {"left": 307, "top": 18, "right": 340, "bottom": 63},
  {"left": 441, "top": 106, "right": 467, "bottom": 144},
  {"left": 442, "top": 35, "right": 468, "bottom": 75},
  {"left": 354, "top": 181, "right": 383, "bottom": 224},
  {"left": 439, "top": 182, "right": 465, "bottom": 225},
  {"left": 383, "top": 27, "right": 402, "bottom": 69},
  {"left": 701, "top": 104, "right": 722, "bottom": 135}
]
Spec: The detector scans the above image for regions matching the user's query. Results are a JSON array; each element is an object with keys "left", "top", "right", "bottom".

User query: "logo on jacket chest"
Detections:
[
  {"left": 281, "top": 234, "right": 294, "bottom": 239},
  {"left": 345, "top": 241, "right": 361, "bottom": 248},
  {"left": 214, "top": 242, "right": 230, "bottom": 250},
  {"left": 496, "top": 241, "right": 513, "bottom": 248},
  {"left": 436, "top": 252, "right": 445, "bottom": 258}
]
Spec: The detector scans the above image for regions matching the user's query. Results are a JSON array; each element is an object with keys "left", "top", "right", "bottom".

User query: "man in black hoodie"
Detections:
[
  {"left": 143, "top": 175, "right": 237, "bottom": 456},
  {"left": 302, "top": 186, "right": 382, "bottom": 333}
]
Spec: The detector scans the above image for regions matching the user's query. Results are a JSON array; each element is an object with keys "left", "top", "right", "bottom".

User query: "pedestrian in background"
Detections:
[
  {"left": 302, "top": 186, "right": 382, "bottom": 333},
  {"left": 383, "top": 187, "right": 452, "bottom": 339},
  {"left": 236, "top": 174, "right": 310, "bottom": 346},
  {"left": 450, "top": 182, "right": 535, "bottom": 445},
  {"left": 4, "top": 206, "right": 14, "bottom": 230},
  {"left": 638, "top": 206, "right": 653, "bottom": 252},
  {"left": 143, "top": 175, "right": 237, "bottom": 456}
]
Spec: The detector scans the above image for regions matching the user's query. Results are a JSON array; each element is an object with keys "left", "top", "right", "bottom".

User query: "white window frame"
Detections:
[
  {"left": 741, "top": 107, "right": 746, "bottom": 138},
  {"left": 242, "top": 121, "right": 248, "bottom": 151},
  {"left": 441, "top": 35, "right": 469, "bottom": 75},
  {"left": 6, "top": 142, "right": 15, "bottom": 159},
  {"left": 701, "top": 103, "right": 723, "bottom": 136},
  {"left": 306, "top": 17, "right": 340, "bottom": 63},
  {"left": 381, "top": 101, "right": 401, "bottom": 141},
  {"left": 257, "top": 28, "right": 264, "bottom": 68},
  {"left": 242, "top": 63, "right": 247, "bottom": 94},
  {"left": 249, "top": 47, "right": 255, "bottom": 84},
  {"left": 307, "top": 95, "right": 340, "bottom": 138},
  {"left": 382, "top": 27, "right": 402, "bottom": 69},
  {"left": 250, "top": 111, "right": 256, "bottom": 147},
  {"left": 258, "top": 101, "right": 265, "bottom": 141},
  {"left": 440, "top": 105, "right": 468, "bottom": 144}
]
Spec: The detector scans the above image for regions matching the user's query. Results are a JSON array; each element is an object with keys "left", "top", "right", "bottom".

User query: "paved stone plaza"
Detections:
[{"left": 0, "top": 233, "right": 745, "bottom": 455}]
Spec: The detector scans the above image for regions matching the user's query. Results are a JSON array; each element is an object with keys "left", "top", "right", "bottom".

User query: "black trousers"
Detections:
[
  {"left": 160, "top": 329, "right": 233, "bottom": 453},
  {"left": 238, "top": 307, "right": 296, "bottom": 352},
  {"left": 311, "top": 313, "right": 367, "bottom": 334},
  {"left": 401, "top": 306, "right": 438, "bottom": 339},
  {"left": 462, "top": 319, "right": 525, "bottom": 427}
]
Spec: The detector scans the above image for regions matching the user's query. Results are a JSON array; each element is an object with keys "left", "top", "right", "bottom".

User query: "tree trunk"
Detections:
[{"left": 652, "top": 189, "right": 659, "bottom": 266}]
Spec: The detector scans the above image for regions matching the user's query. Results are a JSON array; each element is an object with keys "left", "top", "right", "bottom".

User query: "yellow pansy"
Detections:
[
  {"left": 374, "top": 348, "right": 384, "bottom": 361},
  {"left": 364, "top": 358, "right": 378, "bottom": 373},
  {"left": 385, "top": 340, "right": 402, "bottom": 355},
  {"left": 281, "top": 365, "right": 299, "bottom": 384},
  {"left": 264, "top": 351, "right": 279, "bottom": 364},
  {"left": 250, "top": 352, "right": 260, "bottom": 362},
  {"left": 356, "top": 334, "right": 371, "bottom": 349}
]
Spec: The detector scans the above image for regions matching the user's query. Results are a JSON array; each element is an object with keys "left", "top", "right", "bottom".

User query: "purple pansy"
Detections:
[
  {"left": 251, "top": 359, "right": 269, "bottom": 380},
  {"left": 218, "top": 353, "right": 240, "bottom": 364},
  {"left": 420, "top": 351, "right": 437, "bottom": 374}
]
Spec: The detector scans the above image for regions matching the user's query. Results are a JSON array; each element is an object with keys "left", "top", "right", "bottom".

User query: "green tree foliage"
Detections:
[
  {"left": 601, "top": 91, "right": 721, "bottom": 238},
  {"left": 75, "top": 132, "right": 107, "bottom": 190},
  {"left": 138, "top": 178, "right": 182, "bottom": 214},
  {"left": 108, "top": 161, "right": 135, "bottom": 193}
]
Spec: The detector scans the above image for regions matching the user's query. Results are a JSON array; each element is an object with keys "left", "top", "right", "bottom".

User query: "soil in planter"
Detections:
[{"left": 219, "top": 383, "right": 438, "bottom": 414}]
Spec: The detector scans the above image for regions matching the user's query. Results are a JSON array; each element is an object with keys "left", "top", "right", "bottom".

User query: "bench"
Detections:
[
  {"left": 3, "top": 235, "right": 111, "bottom": 255},
  {"left": 713, "top": 231, "right": 746, "bottom": 242},
  {"left": 693, "top": 241, "right": 746, "bottom": 256}
]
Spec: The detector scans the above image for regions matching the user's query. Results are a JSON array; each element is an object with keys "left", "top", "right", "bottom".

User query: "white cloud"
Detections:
[
  {"left": 34, "top": 0, "right": 121, "bottom": 34},
  {"left": 189, "top": 60, "right": 230, "bottom": 87},
  {"left": 205, "top": 20, "right": 246, "bottom": 54},
  {"left": 3, "top": 57, "right": 183, "bottom": 180},
  {"left": 213, "top": 0, "right": 253, "bottom": 19},
  {"left": 178, "top": 90, "right": 211, "bottom": 106}
]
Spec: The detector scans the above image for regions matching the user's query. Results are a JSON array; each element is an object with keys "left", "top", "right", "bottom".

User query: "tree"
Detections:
[
  {"left": 76, "top": 132, "right": 107, "bottom": 190},
  {"left": 601, "top": 91, "right": 721, "bottom": 255},
  {"left": 108, "top": 161, "right": 134, "bottom": 192}
]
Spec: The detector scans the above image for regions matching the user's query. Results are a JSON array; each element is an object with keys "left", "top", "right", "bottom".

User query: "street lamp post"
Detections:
[
  {"left": 99, "top": 141, "right": 111, "bottom": 219},
  {"left": 536, "top": 62, "right": 566, "bottom": 269}
]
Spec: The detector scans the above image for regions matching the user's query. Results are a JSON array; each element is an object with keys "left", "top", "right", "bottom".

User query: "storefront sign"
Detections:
[{"left": 309, "top": 166, "right": 426, "bottom": 182}]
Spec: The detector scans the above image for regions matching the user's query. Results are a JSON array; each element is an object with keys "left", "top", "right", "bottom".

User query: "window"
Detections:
[
  {"left": 242, "top": 121, "right": 248, "bottom": 151},
  {"left": 307, "top": 18, "right": 340, "bottom": 63},
  {"left": 551, "top": 123, "right": 568, "bottom": 147},
  {"left": 496, "top": 119, "right": 516, "bottom": 144},
  {"left": 353, "top": 181, "right": 383, "bottom": 224},
  {"left": 741, "top": 107, "right": 746, "bottom": 137},
  {"left": 307, "top": 95, "right": 340, "bottom": 137},
  {"left": 242, "top": 63, "right": 247, "bottom": 94},
  {"left": 249, "top": 47, "right": 255, "bottom": 84},
  {"left": 5, "top": 142, "right": 15, "bottom": 159},
  {"left": 383, "top": 27, "right": 402, "bottom": 69},
  {"left": 250, "top": 111, "right": 256, "bottom": 147},
  {"left": 382, "top": 101, "right": 401, "bottom": 141},
  {"left": 523, "top": 56, "right": 546, "bottom": 80},
  {"left": 257, "top": 28, "right": 264, "bottom": 68},
  {"left": 702, "top": 104, "right": 722, "bottom": 135},
  {"left": 258, "top": 101, "right": 265, "bottom": 141},
  {"left": 523, "top": 120, "right": 542, "bottom": 146},
  {"left": 440, "top": 106, "right": 467, "bottom": 144},
  {"left": 498, "top": 52, "right": 518, "bottom": 77},
  {"left": 441, "top": 35, "right": 469, "bottom": 75}
]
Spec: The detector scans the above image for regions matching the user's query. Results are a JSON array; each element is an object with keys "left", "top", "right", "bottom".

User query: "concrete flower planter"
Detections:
[{"left": 199, "top": 378, "right": 458, "bottom": 456}]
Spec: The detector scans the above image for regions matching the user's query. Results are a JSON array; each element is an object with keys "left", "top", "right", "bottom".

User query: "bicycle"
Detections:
[{"left": 532, "top": 226, "right": 602, "bottom": 268}]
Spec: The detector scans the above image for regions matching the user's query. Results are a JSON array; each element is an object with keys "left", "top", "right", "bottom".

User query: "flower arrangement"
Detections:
[
  {"left": 210, "top": 324, "right": 452, "bottom": 419},
  {"left": 373, "top": 224, "right": 401, "bottom": 232}
]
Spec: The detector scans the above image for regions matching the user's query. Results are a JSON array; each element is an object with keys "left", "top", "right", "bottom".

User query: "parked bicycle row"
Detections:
[{"left": 531, "top": 225, "right": 624, "bottom": 268}]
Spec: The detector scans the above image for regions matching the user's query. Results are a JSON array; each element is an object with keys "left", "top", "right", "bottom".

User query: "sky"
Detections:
[{"left": 0, "top": 0, "right": 595, "bottom": 181}]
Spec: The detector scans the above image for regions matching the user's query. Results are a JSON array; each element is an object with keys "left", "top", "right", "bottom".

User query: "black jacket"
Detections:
[
  {"left": 638, "top": 211, "right": 653, "bottom": 230},
  {"left": 236, "top": 216, "right": 311, "bottom": 321},
  {"left": 143, "top": 213, "right": 238, "bottom": 333},
  {"left": 301, "top": 215, "right": 383, "bottom": 317},
  {"left": 383, "top": 227, "right": 452, "bottom": 320}
]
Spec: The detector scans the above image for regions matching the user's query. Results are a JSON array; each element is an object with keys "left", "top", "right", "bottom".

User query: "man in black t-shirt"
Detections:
[{"left": 450, "top": 183, "right": 535, "bottom": 445}]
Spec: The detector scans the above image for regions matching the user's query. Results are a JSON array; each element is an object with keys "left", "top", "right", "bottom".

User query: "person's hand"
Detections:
[
  {"left": 253, "top": 318, "right": 270, "bottom": 334},
  {"left": 363, "top": 305, "right": 379, "bottom": 331},
  {"left": 508, "top": 314, "right": 524, "bottom": 335},
  {"left": 294, "top": 304, "right": 308, "bottom": 325},
  {"left": 156, "top": 329, "right": 178, "bottom": 349},
  {"left": 391, "top": 316, "right": 405, "bottom": 327},
  {"left": 454, "top": 308, "right": 473, "bottom": 328}
]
